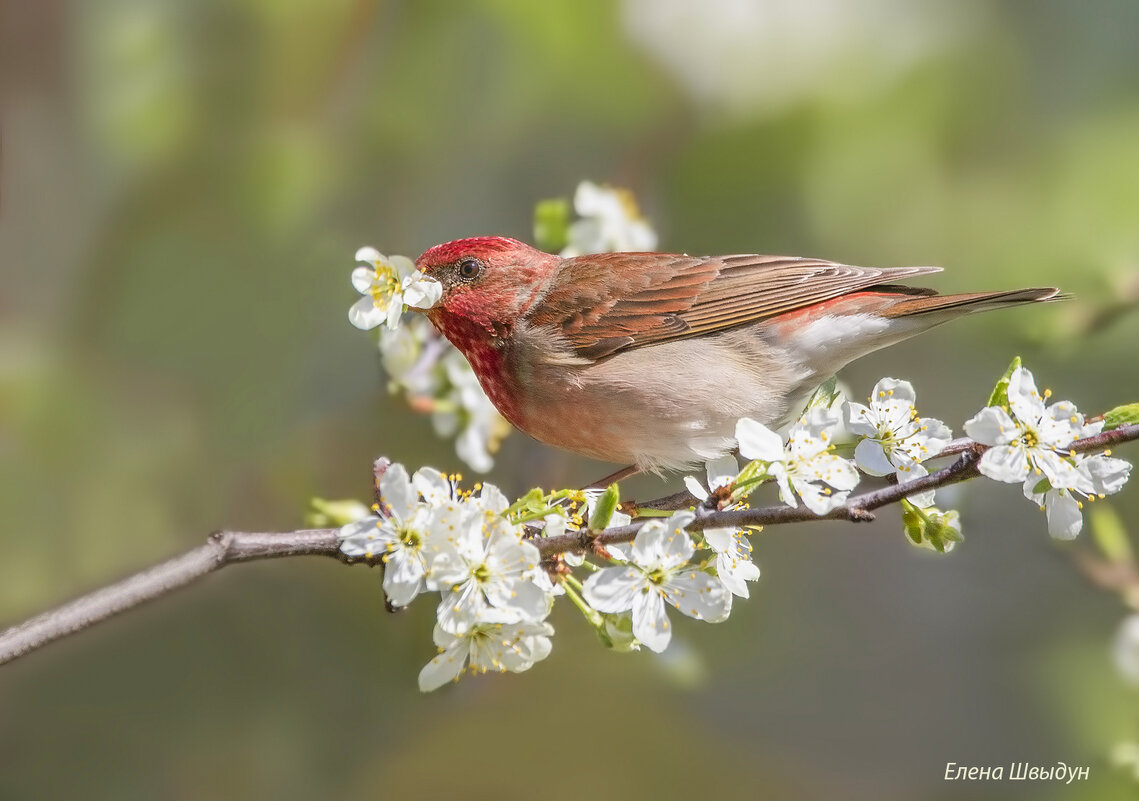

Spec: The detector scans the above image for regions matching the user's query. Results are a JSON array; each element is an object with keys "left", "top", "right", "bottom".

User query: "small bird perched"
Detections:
[{"left": 413, "top": 236, "right": 1062, "bottom": 473}]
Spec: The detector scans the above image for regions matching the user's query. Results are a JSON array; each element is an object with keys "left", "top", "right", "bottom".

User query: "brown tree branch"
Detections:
[
  {"left": 1, "top": 423, "right": 1136, "bottom": 667},
  {"left": 0, "top": 530, "right": 340, "bottom": 667}
]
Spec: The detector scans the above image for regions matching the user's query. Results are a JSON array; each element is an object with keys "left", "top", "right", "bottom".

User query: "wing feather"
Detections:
[{"left": 527, "top": 252, "right": 941, "bottom": 360}]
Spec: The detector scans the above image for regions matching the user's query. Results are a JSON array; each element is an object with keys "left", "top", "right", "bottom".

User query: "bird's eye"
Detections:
[{"left": 457, "top": 258, "right": 483, "bottom": 281}]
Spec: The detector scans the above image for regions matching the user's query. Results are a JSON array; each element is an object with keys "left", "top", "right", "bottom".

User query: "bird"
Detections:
[{"left": 413, "top": 236, "right": 1063, "bottom": 475}]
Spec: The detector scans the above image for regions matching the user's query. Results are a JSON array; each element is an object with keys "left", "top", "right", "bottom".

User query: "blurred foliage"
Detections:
[{"left": 2, "top": 0, "right": 1139, "bottom": 798}]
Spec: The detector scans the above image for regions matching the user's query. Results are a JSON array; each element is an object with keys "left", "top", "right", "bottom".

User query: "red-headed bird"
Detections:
[{"left": 414, "top": 237, "right": 1062, "bottom": 473}]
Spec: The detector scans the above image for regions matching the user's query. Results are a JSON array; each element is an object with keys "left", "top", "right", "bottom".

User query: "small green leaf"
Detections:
[
  {"left": 986, "top": 356, "right": 1022, "bottom": 409},
  {"left": 731, "top": 460, "right": 771, "bottom": 500},
  {"left": 306, "top": 497, "right": 372, "bottom": 527},
  {"left": 596, "top": 612, "right": 639, "bottom": 653},
  {"left": 505, "top": 487, "right": 547, "bottom": 520},
  {"left": 1090, "top": 504, "right": 1132, "bottom": 564},
  {"left": 588, "top": 484, "right": 620, "bottom": 531},
  {"left": 804, "top": 376, "right": 841, "bottom": 412},
  {"left": 901, "top": 498, "right": 963, "bottom": 553},
  {"left": 533, "top": 197, "right": 570, "bottom": 253},
  {"left": 1104, "top": 403, "right": 1139, "bottom": 431}
]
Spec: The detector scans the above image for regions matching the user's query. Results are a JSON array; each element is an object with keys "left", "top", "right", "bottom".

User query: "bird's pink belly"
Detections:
[{"left": 508, "top": 333, "right": 801, "bottom": 470}]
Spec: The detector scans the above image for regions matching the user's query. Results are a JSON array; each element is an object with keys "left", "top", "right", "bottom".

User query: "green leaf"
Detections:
[
  {"left": 596, "top": 612, "right": 639, "bottom": 653},
  {"left": 803, "top": 376, "right": 841, "bottom": 412},
  {"left": 533, "top": 197, "right": 570, "bottom": 253},
  {"left": 731, "top": 460, "right": 771, "bottom": 500},
  {"left": 504, "top": 487, "right": 547, "bottom": 521},
  {"left": 1103, "top": 403, "right": 1139, "bottom": 431},
  {"left": 986, "top": 356, "right": 1022, "bottom": 409},
  {"left": 901, "top": 498, "right": 963, "bottom": 553},
  {"left": 305, "top": 497, "right": 371, "bottom": 527},
  {"left": 588, "top": 484, "right": 620, "bottom": 531}
]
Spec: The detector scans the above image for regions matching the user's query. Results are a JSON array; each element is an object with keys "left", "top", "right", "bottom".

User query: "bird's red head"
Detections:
[{"left": 414, "top": 236, "right": 559, "bottom": 344}]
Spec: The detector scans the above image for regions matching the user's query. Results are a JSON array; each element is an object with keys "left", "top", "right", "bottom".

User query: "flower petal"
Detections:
[
  {"left": 872, "top": 377, "right": 917, "bottom": 407},
  {"left": 379, "top": 463, "right": 416, "bottom": 519},
  {"left": 631, "top": 588, "right": 672, "bottom": 653},
  {"left": 964, "top": 406, "right": 1018, "bottom": 446},
  {"left": 683, "top": 476, "right": 709, "bottom": 502},
  {"left": 418, "top": 637, "right": 468, "bottom": 692},
  {"left": 484, "top": 577, "right": 550, "bottom": 623},
  {"left": 736, "top": 418, "right": 784, "bottom": 461},
  {"left": 403, "top": 275, "right": 443, "bottom": 309},
  {"left": 382, "top": 550, "right": 426, "bottom": 606},
  {"left": 412, "top": 467, "right": 451, "bottom": 505},
  {"left": 704, "top": 455, "right": 740, "bottom": 490},
  {"left": 808, "top": 454, "right": 860, "bottom": 491},
  {"left": 1036, "top": 400, "right": 1082, "bottom": 448},
  {"left": 1082, "top": 455, "right": 1133, "bottom": 495},
  {"left": 347, "top": 296, "right": 386, "bottom": 330},
  {"left": 897, "top": 462, "right": 935, "bottom": 508},
  {"left": 663, "top": 571, "right": 732, "bottom": 622},
  {"left": 476, "top": 483, "right": 510, "bottom": 513},
  {"left": 1007, "top": 367, "right": 1045, "bottom": 424},
  {"left": 1044, "top": 490, "right": 1084, "bottom": 540},
  {"left": 384, "top": 294, "right": 404, "bottom": 330},
  {"left": 793, "top": 476, "right": 848, "bottom": 515},
  {"left": 978, "top": 444, "right": 1029, "bottom": 483},
  {"left": 654, "top": 512, "right": 696, "bottom": 570},
  {"left": 1033, "top": 449, "right": 1085, "bottom": 492},
  {"left": 351, "top": 265, "right": 377, "bottom": 293},
  {"left": 354, "top": 246, "right": 381, "bottom": 264},
  {"left": 843, "top": 401, "right": 878, "bottom": 438},
  {"left": 582, "top": 567, "right": 643, "bottom": 613},
  {"left": 854, "top": 438, "right": 895, "bottom": 476},
  {"left": 916, "top": 417, "right": 953, "bottom": 456}
]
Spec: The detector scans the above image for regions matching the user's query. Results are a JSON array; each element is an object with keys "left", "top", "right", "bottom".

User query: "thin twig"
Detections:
[
  {"left": 535, "top": 422, "right": 1139, "bottom": 556},
  {"left": 1, "top": 423, "right": 1136, "bottom": 667},
  {"left": 0, "top": 530, "right": 340, "bottom": 667}
]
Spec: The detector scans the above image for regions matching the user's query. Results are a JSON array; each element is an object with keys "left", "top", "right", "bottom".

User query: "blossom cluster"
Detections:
[
  {"left": 347, "top": 182, "right": 658, "bottom": 473},
  {"left": 339, "top": 465, "right": 554, "bottom": 691},
  {"left": 332, "top": 359, "right": 1134, "bottom": 692},
  {"left": 338, "top": 461, "right": 763, "bottom": 691},
  {"left": 964, "top": 365, "right": 1131, "bottom": 539}
]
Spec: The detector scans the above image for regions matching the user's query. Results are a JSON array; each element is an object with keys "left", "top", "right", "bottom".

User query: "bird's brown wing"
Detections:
[{"left": 527, "top": 251, "right": 942, "bottom": 360}]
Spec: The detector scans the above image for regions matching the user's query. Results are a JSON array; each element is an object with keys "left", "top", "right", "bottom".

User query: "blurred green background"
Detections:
[{"left": 3, "top": 0, "right": 1139, "bottom": 798}]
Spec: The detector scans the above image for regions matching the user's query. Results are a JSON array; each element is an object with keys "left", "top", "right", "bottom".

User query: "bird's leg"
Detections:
[{"left": 583, "top": 464, "right": 641, "bottom": 490}]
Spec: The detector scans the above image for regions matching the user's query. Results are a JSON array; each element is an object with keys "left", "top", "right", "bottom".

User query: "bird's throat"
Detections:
[{"left": 427, "top": 310, "right": 525, "bottom": 429}]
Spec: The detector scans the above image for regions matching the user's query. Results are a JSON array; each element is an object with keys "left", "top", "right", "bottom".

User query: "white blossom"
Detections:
[
  {"left": 1023, "top": 451, "right": 1132, "bottom": 539},
  {"left": 964, "top": 367, "right": 1086, "bottom": 489},
  {"left": 348, "top": 246, "right": 441, "bottom": 331},
  {"left": 425, "top": 506, "right": 550, "bottom": 634},
  {"left": 683, "top": 454, "right": 740, "bottom": 505},
  {"left": 703, "top": 527, "right": 761, "bottom": 598},
  {"left": 582, "top": 511, "right": 730, "bottom": 653},
  {"left": 844, "top": 377, "right": 952, "bottom": 507},
  {"left": 681, "top": 456, "right": 760, "bottom": 597},
  {"left": 736, "top": 409, "right": 860, "bottom": 515},
  {"left": 418, "top": 620, "right": 554, "bottom": 692},
  {"left": 338, "top": 463, "right": 433, "bottom": 607},
  {"left": 560, "top": 181, "right": 658, "bottom": 257}
]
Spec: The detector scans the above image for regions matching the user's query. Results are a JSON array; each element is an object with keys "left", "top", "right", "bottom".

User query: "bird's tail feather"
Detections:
[{"left": 881, "top": 287, "right": 1067, "bottom": 318}]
